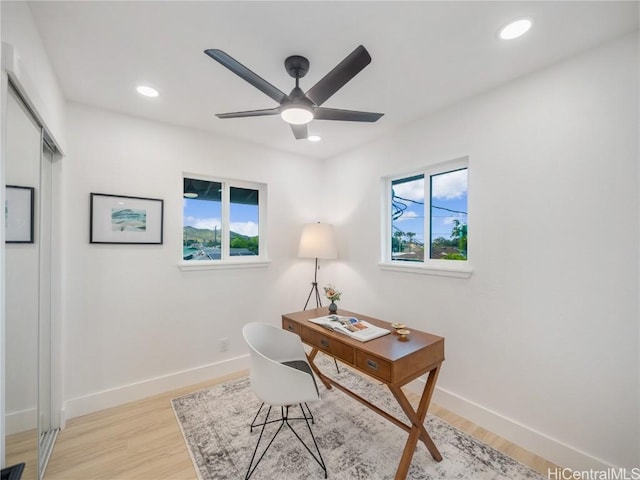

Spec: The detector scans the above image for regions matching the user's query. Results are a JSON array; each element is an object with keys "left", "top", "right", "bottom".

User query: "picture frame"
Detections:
[
  {"left": 90, "top": 193, "right": 164, "bottom": 244},
  {"left": 6, "top": 185, "right": 35, "bottom": 243}
]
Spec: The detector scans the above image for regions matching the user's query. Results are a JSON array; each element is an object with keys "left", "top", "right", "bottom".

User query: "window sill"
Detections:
[
  {"left": 178, "top": 259, "right": 271, "bottom": 271},
  {"left": 379, "top": 261, "right": 473, "bottom": 279}
]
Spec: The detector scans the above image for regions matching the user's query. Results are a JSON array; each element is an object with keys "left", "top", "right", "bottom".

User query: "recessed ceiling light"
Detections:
[
  {"left": 498, "top": 18, "right": 532, "bottom": 40},
  {"left": 136, "top": 85, "right": 159, "bottom": 97},
  {"left": 308, "top": 135, "right": 321, "bottom": 142}
]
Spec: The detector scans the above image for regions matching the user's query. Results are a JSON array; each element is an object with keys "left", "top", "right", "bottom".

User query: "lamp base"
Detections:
[{"left": 303, "top": 281, "right": 322, "bottom": 311}]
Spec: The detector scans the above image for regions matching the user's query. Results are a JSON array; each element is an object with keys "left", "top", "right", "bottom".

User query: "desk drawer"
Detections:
[
  {"left": 355, "top": 351, "right": 392, "bottom": 383},
  {"left": 301, "top": 328, "right": 354, "bottom": 365},
  {"left": 282, "top": 318, "right": 300, "bottom": 335}
]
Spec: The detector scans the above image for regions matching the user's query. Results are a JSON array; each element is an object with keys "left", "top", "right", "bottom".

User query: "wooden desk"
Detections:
[{"left": 282, "top": 308, "right": 445, "bottom": 480}]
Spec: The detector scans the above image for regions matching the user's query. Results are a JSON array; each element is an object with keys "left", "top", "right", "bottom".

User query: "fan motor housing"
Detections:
[{"left": 285, "top": 55, "right": 310, "bottom": 78}]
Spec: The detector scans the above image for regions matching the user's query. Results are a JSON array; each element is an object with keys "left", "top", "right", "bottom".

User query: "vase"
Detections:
[{"left": 328, "top": 302, "right": 338, "bottom": 314}]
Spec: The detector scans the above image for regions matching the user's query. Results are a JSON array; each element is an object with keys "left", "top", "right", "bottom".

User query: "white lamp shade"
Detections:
[{"left": 298, "top": 223, "right": 338, "bottom": 260}]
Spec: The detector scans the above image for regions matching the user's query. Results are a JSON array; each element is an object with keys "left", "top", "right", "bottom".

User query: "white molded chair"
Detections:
[{"left": 242, "top": 322, "right": 327, "bottom": 479}]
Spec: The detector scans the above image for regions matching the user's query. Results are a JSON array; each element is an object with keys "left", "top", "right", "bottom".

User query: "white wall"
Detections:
[
  {"left": 1, "top": 1, "right": 66, "bottom": 152},
  {"left": 322, "top": 33, "right": 639, "bottom": 470},
  {"left": 61, "top": 104, "right": 326, "bottom": 418}
]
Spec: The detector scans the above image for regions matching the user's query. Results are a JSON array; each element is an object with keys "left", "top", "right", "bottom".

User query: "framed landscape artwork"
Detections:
[
  {"left": 90, "top": 193, "right": 164, "bottom": 244},
  {"left": 6, "top": 185, "right": 35, "bottom": 243}
]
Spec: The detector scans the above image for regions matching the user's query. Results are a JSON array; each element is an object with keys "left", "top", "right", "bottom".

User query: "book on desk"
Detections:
[{"left": 309, "top": 315, "right": 391, "bottom": 342}]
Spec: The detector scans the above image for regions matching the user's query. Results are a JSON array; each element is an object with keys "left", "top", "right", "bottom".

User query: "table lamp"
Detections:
[{"left": 298, "top": 222, "right": 338, "bottom": 310}]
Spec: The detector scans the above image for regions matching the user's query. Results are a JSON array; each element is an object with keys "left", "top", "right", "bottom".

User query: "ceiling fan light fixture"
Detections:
[
  {"left": 280, "top": 106, "right": 314, "bottom": 125},
  {"left": 205, "top": 46, "right": 383, "bottom": 138}
]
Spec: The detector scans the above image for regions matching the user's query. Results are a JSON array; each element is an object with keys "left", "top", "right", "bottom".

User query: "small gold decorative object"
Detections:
[
  {"left": 396, "top": 329, "right": 410, "bottom": 341},
  {"left": 391, "top": 322, "right": 406, "bottom": 330}
]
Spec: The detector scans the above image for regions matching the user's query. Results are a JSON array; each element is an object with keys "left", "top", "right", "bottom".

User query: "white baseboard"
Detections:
[
  {"left": 5, "top": 406, "right": 37, "bottom": 435},
  {"left": 404, "top": 378, "right": 614, "bottom": 472},
  {"left": 62, "top": 355, "right": 249, "bottom": 426}
]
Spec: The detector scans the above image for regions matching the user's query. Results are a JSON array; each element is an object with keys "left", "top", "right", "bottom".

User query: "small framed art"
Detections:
[
  {"left": 6, "top": 185, "right": 35, "bottom": 243},
  {"left": 90, "top": 193, "right": 164, "bottom": 244}
]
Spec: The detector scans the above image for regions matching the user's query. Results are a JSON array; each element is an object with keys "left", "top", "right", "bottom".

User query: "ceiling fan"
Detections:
[{"left": 203, "top": 45, "right": 384, "bottom": 140}]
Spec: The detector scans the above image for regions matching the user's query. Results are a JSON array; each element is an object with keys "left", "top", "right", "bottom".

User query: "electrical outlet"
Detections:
[{"left": 220, "top": 337, "right": 229, "bottom": 352}]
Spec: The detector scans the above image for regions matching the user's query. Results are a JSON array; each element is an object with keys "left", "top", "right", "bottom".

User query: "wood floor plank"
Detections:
[
  {"left": 44, "top": 369, "right": 558, "bottom": 479},
  {"left": 5, "top": 428, "right": 38, "bottom": 479}
]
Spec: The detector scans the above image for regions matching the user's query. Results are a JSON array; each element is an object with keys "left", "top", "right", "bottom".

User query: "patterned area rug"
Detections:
[{"left": 172, "top": 356, "right": 544, "bottom": 480}]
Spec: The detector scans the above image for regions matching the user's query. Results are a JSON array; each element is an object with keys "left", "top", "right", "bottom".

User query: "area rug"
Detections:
[{"left": 172, "top": 356, "right": 544, "bottom": 480}]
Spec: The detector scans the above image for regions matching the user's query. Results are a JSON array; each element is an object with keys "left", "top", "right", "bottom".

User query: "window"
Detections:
[
  {"left": 383, "top": 158, "right": 470, "bottom": 277},
  {"left": 182, "top": 176, "right": 267, "bottom": 268}
]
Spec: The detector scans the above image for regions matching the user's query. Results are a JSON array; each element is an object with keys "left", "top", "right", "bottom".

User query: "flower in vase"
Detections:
[{"left": 323, "top": 284, "right": 342, "bottom": 303}]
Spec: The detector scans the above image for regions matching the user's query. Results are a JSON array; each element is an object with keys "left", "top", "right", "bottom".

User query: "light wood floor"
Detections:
[
  {"left": 6, "top": 428, "right": 38, "bottom": 480},
  {"left": 42, "top": 368, "right": 558, "bottom": 480}
]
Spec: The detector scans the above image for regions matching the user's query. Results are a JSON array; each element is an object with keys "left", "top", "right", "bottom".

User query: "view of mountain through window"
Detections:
[{"left": 183, "top": 178, "right": 260, "bottom": 261}]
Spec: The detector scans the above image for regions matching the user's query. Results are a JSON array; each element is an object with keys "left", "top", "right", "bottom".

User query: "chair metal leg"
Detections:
[
  {"left": 301, "top": 402, "right": 314, "bottom": 424},
  {"left": 285, "top": 404, "right": 327, "bottom": 479},
  {"left": 250, "top": 403, "right": 265, "bottom": 432},
  {"left": 246, "top": 406, "right": 285, "bottom": 480},
  {"left": 252, "top": 402, "right": 314, "bottom": 429},
  {"left": 245, "top": 404, "right": 327, "bottom": 479}
]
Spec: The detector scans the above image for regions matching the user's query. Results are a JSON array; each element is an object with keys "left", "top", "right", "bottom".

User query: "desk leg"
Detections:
[
  {"left": 389, "top": 365, "right": 442, "bottom": 480},
  {"left": 306, "top": 348, "right": 332, "bottom": 390}
]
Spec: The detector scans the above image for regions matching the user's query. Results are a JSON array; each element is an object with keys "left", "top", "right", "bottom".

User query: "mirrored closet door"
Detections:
[{"left": 4, "top": 82, "right": 59, "bottom": 479}]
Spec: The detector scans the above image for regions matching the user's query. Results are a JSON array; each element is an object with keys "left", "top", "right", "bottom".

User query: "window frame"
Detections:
[
  {"left": 380, "top": 157, "right": 472, "bottom": 279},
  {"left": 179, "top": 173, "right": 269, "bottom": 271}
]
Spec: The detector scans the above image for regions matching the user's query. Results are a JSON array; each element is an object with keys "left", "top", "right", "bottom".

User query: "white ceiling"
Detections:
[{"left": 28, "top": 1, "right": 638, "bottom": 160}]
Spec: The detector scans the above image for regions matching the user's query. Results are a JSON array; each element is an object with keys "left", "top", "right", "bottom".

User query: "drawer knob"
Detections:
[
  {"left": 366, "top": 359, "right": 378, "bottom": 371},
  {"left": 320, "top": 338, "right": 330, "bottom": 349},
  {"left": 287, "top": 324, "right": 294, "bottom": 331}
]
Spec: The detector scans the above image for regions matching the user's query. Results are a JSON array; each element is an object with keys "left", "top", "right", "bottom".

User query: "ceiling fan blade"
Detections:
[
  {"left": 313, "top": 107, "right": 383, "bottom": 122},
  {"left": 290, "top": 123, "right": 308, "bottom": 140},
  {"left": 216, "top": 108, "right": 280, "bottom": 119},
  {"left": 305, "top": 45, "right": 372, "bottom": 106},
  {"left": 204, "top": 49, "right": 288, "bottom": 104}
]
